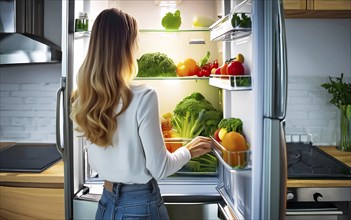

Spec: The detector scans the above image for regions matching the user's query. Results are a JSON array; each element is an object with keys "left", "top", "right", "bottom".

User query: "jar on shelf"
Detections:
[{"left": 75, "top": 12, "right": 89, "bottom": 32}]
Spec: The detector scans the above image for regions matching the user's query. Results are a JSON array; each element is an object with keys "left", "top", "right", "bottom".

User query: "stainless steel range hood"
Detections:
[{"left": 0, "top": 0, "right": 62, "bottom": 65}]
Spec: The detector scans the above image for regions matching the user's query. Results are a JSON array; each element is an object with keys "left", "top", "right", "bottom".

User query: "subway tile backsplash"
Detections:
[
  {"left": 0, "top": 64, "right": 61, "bottom": 143},
  {"left": 285, "top": 75, "right": 350, "bottom": 146},
  {"left": 0, "top": 82, "right": 59, "bottom": 143}
]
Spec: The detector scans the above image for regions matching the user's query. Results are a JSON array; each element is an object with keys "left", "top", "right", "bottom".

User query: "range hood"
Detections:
[{"left": 0, "top": 0, "right": 61, "bottom": 65}]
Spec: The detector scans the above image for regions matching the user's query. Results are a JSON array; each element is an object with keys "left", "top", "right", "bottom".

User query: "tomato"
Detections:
[
  {"left": 177, "top": 58, "right": 199, "bottom": 77},
  {"left": 210, "top": 59, "right": 219, "bottom": 70},
  {"left": 201, "top": 68, "right": 211, "bottom": 77},
  {"left": 195, "top": 68, "right": 203, "bottom": 77},
  {"left": 227, "top": 61, "right": 244, "bottom": 75},
  {"left": 215, "top": 67, "right": 221, "bottom": 75}
]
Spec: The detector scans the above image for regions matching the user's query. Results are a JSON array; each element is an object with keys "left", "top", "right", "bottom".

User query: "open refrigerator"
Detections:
[{"left": 57, "top": 0, "right": 287, "bottom": 219}]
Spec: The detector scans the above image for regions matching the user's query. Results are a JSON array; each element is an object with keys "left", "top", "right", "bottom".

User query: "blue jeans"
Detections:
[{"left": 95, "top": 178, "right": 169, "bottom": 220}]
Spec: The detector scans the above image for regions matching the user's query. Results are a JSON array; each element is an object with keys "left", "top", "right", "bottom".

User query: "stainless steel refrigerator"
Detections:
[{"left": 57, "top": 0, "right": 287, "bottom": 219}]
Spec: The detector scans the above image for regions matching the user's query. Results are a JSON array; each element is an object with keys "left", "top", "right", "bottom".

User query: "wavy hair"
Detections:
[{"left": 70, "top": 8, "right": 139, "bottom": 147}]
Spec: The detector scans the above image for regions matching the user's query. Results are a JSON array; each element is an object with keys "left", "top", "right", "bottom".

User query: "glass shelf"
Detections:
[
  {"left": 134, "top": 76, "right": 210, "bottom": 80},
  {"left": 139, "top": 28, "right": 209, "bottom": 33},
  {"left": 74, "top": 31, "right": 91, "bottom": 39},
  {"left": 74, "top": 28, "right": 210, "bottom": 39}
]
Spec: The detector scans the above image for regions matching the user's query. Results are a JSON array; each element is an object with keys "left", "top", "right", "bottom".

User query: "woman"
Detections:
[{"left": 70, "top": 8, "right": 212, "bottom": 220}]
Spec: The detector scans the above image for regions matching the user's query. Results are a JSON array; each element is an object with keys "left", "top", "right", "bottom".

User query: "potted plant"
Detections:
[{"left": 321, "top": 73, "right": 351, "bottom": 152}]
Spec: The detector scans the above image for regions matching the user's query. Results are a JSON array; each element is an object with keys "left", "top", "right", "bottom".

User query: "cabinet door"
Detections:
[
  {"left": 0, "top": 186, "right": 64, "bottom": 220},
  {"left": 313, "top": 0, "right": 351, "bottom": 10},
  {"left": 283, "top": 0, "right": 307, "bottom": 10}
]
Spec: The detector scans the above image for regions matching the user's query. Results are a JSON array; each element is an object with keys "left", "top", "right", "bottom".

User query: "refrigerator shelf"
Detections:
[
  {"left": 134, "top": 76, "right": 211, "bottom": 80},
  {"left": 74, "top": 28, "right": 210, "bottom": 40},
  {"left": 209, "top": 75, "right": 252, "bottom": 91},
  {"left": 210, "top": 137, "right": 251, "bottom": 171},
  {"left": 209, "top": 0, "right": 252, "bottom": 41},
  {"left": 74, "top": 31, "right": 91, "bottom": 39}
]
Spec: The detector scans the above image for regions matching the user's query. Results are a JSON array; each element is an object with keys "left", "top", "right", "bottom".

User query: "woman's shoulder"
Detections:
[{"left": 130, "top": 83, "right": 156, "bottom": 96}]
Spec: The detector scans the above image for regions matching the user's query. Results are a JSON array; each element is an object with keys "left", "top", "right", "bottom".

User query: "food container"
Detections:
[
  {"left": 75, "top": 12, "right": 89, "bottom": 32},
  {"left": 164, "top": 138, "right": 191, "bottom": 153},
  {"left": 210, "top": 136, "right": 251, "bottom": 170}
]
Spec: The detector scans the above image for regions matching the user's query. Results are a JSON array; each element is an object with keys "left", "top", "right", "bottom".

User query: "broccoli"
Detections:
[
  {"left": 218, "top": 118, "right": 243, "bottom": 134},
  {"left": 137, "top": 52, "right": 177, "bottom": 77},
  {"left": 161, "top": 10, "right": 182, "bottom": 30},
  {"left": 172, "top": 92, "right": 223, "bottom": 138}
]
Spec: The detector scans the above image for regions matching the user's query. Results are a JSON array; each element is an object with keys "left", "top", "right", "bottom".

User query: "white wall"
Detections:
[
  {"left": 284, "top": 18, "right": 351, "bottom": 145},
  {"left": 0, "top": 64, "right": 61, "bottom": 143}
]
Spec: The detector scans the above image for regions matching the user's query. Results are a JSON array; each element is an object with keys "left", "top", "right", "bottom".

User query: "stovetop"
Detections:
[{"left": 287, "top": 142, "right": 351, "bottom": 179}]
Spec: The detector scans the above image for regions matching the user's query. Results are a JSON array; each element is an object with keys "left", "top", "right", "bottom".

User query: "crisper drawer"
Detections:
[{"left": 211, "top": 137, "right": 252, "bottom": 219}]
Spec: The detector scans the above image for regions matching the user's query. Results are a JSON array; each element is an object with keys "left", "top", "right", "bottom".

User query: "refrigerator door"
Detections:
[
  {"left": 261, "top": 0, "right": 288, "bottom": 219},
  {"left": 262, "top": 119, "right": 287, "bottom": 220}
]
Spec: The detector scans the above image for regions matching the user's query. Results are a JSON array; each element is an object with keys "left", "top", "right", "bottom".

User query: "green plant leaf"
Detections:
[{"left": 346, "top": 105, "right": 351, "bottom": 120}]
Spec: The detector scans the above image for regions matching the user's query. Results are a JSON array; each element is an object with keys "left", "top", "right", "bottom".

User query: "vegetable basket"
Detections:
[{"left": 164, "top": 138, "right": 218, "bottom": 176}]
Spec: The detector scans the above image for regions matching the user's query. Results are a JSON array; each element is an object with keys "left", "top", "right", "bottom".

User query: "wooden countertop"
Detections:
[
  {"left": 0, "top": 160, "right": 64, "bottom": 188},
  {"left": 287, "top": 146, "right": 351, "bottom": 188},
  {"left": 0, "top": 142, "right": 64, "bottom": 188}
]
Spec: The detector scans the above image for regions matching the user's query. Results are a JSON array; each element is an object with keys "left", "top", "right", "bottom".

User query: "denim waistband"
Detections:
[{"left": 105, "top": 178, "right": 157, "bottom": 194}]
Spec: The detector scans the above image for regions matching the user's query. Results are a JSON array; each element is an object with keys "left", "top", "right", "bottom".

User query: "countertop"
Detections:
[
  {"left": 0, "top": 144, "right": 350, "bottom": 188},
  {"left": 0, "top": 161, "right": 64, "bottom": 188},
  {"left": 0, "top": 142, "right": 64, "bottom": 188},
  {"left": 287, "top": 146, "right": 351, "bottom": 188}
]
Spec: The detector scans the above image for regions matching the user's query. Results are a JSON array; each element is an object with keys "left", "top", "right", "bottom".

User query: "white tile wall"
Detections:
[
  {"left": 0, "top": 64, "right": 60, "bottom": 143},
  {"left": 284, "top": 18, "right": 351, "bottom": 146},
  {"left": 285, "top": 75, "right": 350, "bottom": 145}
]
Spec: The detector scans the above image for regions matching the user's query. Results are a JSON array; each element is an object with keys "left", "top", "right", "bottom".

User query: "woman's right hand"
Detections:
[{"left": 185, "top": 136, "right": 212, "bottom": 159}]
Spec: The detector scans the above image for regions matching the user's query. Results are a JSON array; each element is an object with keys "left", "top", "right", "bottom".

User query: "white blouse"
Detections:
[{"left": 86, "top": 83, "right": 191, "bottom": 184}]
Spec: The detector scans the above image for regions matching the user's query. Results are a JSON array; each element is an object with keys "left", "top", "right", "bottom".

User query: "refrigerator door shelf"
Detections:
[
  {"left": 216, "top": 164, "right": 252, "bottom": 220},
  {"left": 209, "top": 75, "right": 252, "bottom": 91},
  {"left": 211, "top": 136, "right": 252, "bottom": 171},
  {"left": 209, "top": 0, "right": 252, "bottom": 42}
]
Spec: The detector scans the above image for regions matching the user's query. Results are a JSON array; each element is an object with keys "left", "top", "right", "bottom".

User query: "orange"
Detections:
[
  {"left": 177, "top": 58, "right": 199, "bottom": 76},
  {"left": 221, "top": 131, "right": 248, "bottom": 167}
]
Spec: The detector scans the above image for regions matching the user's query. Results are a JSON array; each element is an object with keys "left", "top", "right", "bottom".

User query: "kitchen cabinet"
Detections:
[
  {"left": 0, "top": 161, "right": 64, "bottom": 220},
  {"left": 284, "top": 0, "right": 308, "bottom": 10},
  {"left": 283, "top": 0, "right": 351, "bottom": 18},
  {"left": 0, "top": 186, "right": 64, "bottom": 220}
]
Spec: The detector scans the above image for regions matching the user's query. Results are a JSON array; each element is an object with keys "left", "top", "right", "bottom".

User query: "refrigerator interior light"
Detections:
[{"left": 154, "top": 1, "right": 183, "bottom": 7}]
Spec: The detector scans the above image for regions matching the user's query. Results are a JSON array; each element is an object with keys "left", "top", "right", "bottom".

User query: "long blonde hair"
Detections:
[{"left": 70, "top": 8, "right": 139, "bottom": 147}]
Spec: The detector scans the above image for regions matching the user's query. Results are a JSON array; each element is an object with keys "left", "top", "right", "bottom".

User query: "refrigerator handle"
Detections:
[
  {"left": 276, "top": 0, "right": 288, "bottom": 120},
  {"left": 279, "top": 122, "right": 287, "bottom": 220},
  {"left": 55, "top": 77, "right": 66, "bottom": 155},
  {"left": 278, "top": 1, "right": 288, "bottom": 219}
]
